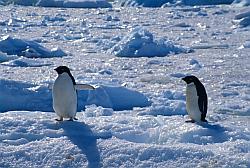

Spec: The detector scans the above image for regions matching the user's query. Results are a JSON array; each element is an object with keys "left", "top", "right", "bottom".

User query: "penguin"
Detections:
[
  {"left": 182, "top": 75, "right": 208, "bottom": 122},
  {"left": 52, "top": 66, "right": 95, "bottom": 121}
]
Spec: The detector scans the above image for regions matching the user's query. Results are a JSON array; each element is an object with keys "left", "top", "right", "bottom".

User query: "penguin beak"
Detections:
[
  {"left": 181, "top": 77, "right": 187, "bottom": 84},
  {"left": 54, "top": 67, "right": 59, "bottom": 73}
]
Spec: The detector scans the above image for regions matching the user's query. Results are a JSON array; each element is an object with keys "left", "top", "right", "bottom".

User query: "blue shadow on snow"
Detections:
[
  {"left": 180, "top": 122, "right": 229, "bottom": 145},
  {"left": 59, "top": 121, "right": 112, "bottom": 168}
]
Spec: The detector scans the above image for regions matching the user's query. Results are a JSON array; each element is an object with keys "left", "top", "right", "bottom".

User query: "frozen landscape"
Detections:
[{"left": 0, "top": 0, "right": 250, "bottom": 167}]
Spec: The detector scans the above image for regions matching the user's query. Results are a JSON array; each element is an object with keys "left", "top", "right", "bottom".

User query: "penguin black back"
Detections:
[
  {"left": 54, "top": 66, "right": 76, "bottom": 85},
  {"left": 182, "top": 75, "right": 208, "bottom": 122}
]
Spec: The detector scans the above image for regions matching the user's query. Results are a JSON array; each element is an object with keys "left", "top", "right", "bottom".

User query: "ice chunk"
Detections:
[
  {"left": 36, "top": 0, "right": 112, "bottom": 8},
  {"left": 1, "top": 57, "right": 52, "bottom": 67},
  {"left": 109, "top": 28, "right": 192, "bottom": 57},
  {"left": 86, "top": 85, "right": 151, "bottom": 110},
  {"left": 232, "top": 11, "right": 250, "bottom": 28},
  {"left": 0, "top": 51, "right": 18, "bottom": 63},
  {"left": 232, "top": 0, "right": 250, "bottom": 6},
  {"left": 0, "top": 36, "right": 67, "bottom": 58}
]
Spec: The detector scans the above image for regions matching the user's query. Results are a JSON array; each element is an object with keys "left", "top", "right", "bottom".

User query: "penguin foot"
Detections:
[
  {"left": 74, "top": 117, "right": 78, "bottom": 120},
  {"left": 68, "top": 118, "right": 74, "bottom": 121},
  {"left": 55, "top": 117, "right": 63, "bottom": 121},
  {"left": 201, "top": 119, "right": 208, "bottom": 122},
  {"left": 185, "top": 120, "right": 195, "bottom": 123}
]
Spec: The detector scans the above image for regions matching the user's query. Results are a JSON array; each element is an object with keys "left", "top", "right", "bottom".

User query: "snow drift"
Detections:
[
  {"left": 0, "top": 79, "right": 151, "bottom": 112},
  {"left": 0, "top": 36, "right": 67, "bottom": 58},
  {"left": 37, "top": 0, "right": 112, "bottom": 8},
  {"left": 1, "top": 57, "right": 52, "bottom": 67},
  {"left": 0, "top": 51, "right": 18, "bottom": 63},
  {"left": 232, "top": 11, "right": 250, "bottom": 28},
  {"left": 232, "top": 0, "right": 250, "bottom": 6},
  {"left": 2, "top": 0, "right": 250, "bottom": 7},
  {"left": 109, "top": 28, "right": 192, "bottom": 57},
  {"left": 0, "top": 79, "right": 53, "bottom": 112},
  {"left": 0, "top": 0, "right": 112, "bottom": 8},
  {"left": 116, "top": 0, "right": 234, "bottom": 7},
  {"left": 85, "top": 85, "right": 151, "bottom": 110}
]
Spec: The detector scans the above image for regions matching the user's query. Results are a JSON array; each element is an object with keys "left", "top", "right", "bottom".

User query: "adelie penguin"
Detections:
[
  {"left": 182, "top": 75, "right": 208, "bottom": 123},
  {"left": 52, "top": 66, "right": 95, "bottom": 121}
]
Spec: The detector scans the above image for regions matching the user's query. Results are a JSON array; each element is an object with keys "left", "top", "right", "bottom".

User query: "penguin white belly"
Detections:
[
  {"left": 186, "top": 83, "right": 201, "bottom": 121},
  {"left": 52, "top": 73, "right": 77, "bottom": 118}
]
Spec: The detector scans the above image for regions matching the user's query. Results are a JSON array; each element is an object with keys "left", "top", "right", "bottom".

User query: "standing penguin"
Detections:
[
  {"left": 182, "top": 75, "right": 208, "bottom": 122},
  {"left": 52, "top": 66, "right": 94, "bottom": 121}
]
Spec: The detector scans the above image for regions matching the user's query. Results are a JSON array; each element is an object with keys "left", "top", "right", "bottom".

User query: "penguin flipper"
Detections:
[
  {"left": 74, "top": 84, "right": 95, "bottom": 90},
  {"left": 198, "top": 96, "right": 207, "bottom": 121}
]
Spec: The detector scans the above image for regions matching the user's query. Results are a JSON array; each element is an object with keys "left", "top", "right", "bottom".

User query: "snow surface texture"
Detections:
[
  {"left": 2, "top": 0, "right": 249, "bottom": 7},
  {"left": 0, "top": 0, "right": 112, "bottom": 8},
  {"left": 0, "top": 3, "right": 250, "bottom": 168},
  {"left": 0, "top": 112, "right": 249, "bottom": 167}
]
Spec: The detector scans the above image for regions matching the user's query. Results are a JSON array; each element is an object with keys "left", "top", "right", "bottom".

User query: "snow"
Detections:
[
  {"left": 233, "top": 0, "right": 250, "bottom": 6},
  {"left": 0, "top": 80, "right": 150, "bottom": 112},
  {"left": 232, "top": 11, "right": 250, "bottom": 28},
  {"left": 0, "top": 36, "right": 67, "bottom": 58},
  {"left": 239, "top": 40, "right": 250, "bottom": 49},
  {"left": 1, "top": 0, "right": 250, "bottom": 7},
  {"left": 0, "top": 2, "right": 250, "bottom": 168},
  {"left": 1, "top": 57, "right": 52, "bottom": 67},
  {"left": 117, "top": 0, "right": 235, "bottom": 7},
  {"left": 0, "top": 51, "right": 18, "bottom": 63},
  {"left": 0, "top": 111, "right": 249, "bottom": 167},
  {"left": 37, "top": 0, "right": 112, "bottom": 8},
  {"left": 0, "top": 79, "right": 52, "bottom": 112},
  {"left": 85, "top": 85, "right": 151, "bottom": 110},
  {"left": 109, "top": 28, "right": 192, "bottom": 57},
  {"left": 0, "top": 0, "right": 112, "bottom": 8}
]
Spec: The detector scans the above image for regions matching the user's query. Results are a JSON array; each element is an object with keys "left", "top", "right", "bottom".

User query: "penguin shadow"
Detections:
[
  {"left": 59, "top": 121, "right": 111, "bottom": 168},
  {"left": 180, "top": 122, "right": 229, "bottom": 145}
]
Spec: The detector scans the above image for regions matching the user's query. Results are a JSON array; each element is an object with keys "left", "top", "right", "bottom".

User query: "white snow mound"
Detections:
[
  {"left": 117, "top": 0, "right": 234, "bottom": 7},
  {"left": 232, "top": 0, "right": 250, "bottom": 6},
  {"left": 0, "top": 0, "right": 112, "bottom": 8},
  {"left": 1, "top": 57, "right": 52, "bottom": 67},
  {"left": 0, "top": 79, "right": 151, "bottom": 112},
  {"left": 0, "top": 36, "right": 67, "bottom": 58},
  {"left": 232, "top": 11, "right": 250, "bottom": 28},
  {"left": 109, "top": 28, "right": 192, "bottom": 57},
  {"left": 0, "top": 51, "right": 18, "bottom": 63},
  {"left": 82, "top": 85, "right": 152, "bottom": 110},
  {"left": 0, "top": 79, "right": 53, "bottom": 112}
]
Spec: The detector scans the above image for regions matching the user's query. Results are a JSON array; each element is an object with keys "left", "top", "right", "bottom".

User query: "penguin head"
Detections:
[
  {"left": 54, "top": 66, "right": 71, "bottom": 75},
  {"left": 182, "top": 75, "right": 200, "bottom": 84},
  {"left": 54, "top": 66, "right": 76, "bottom": 85}
]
